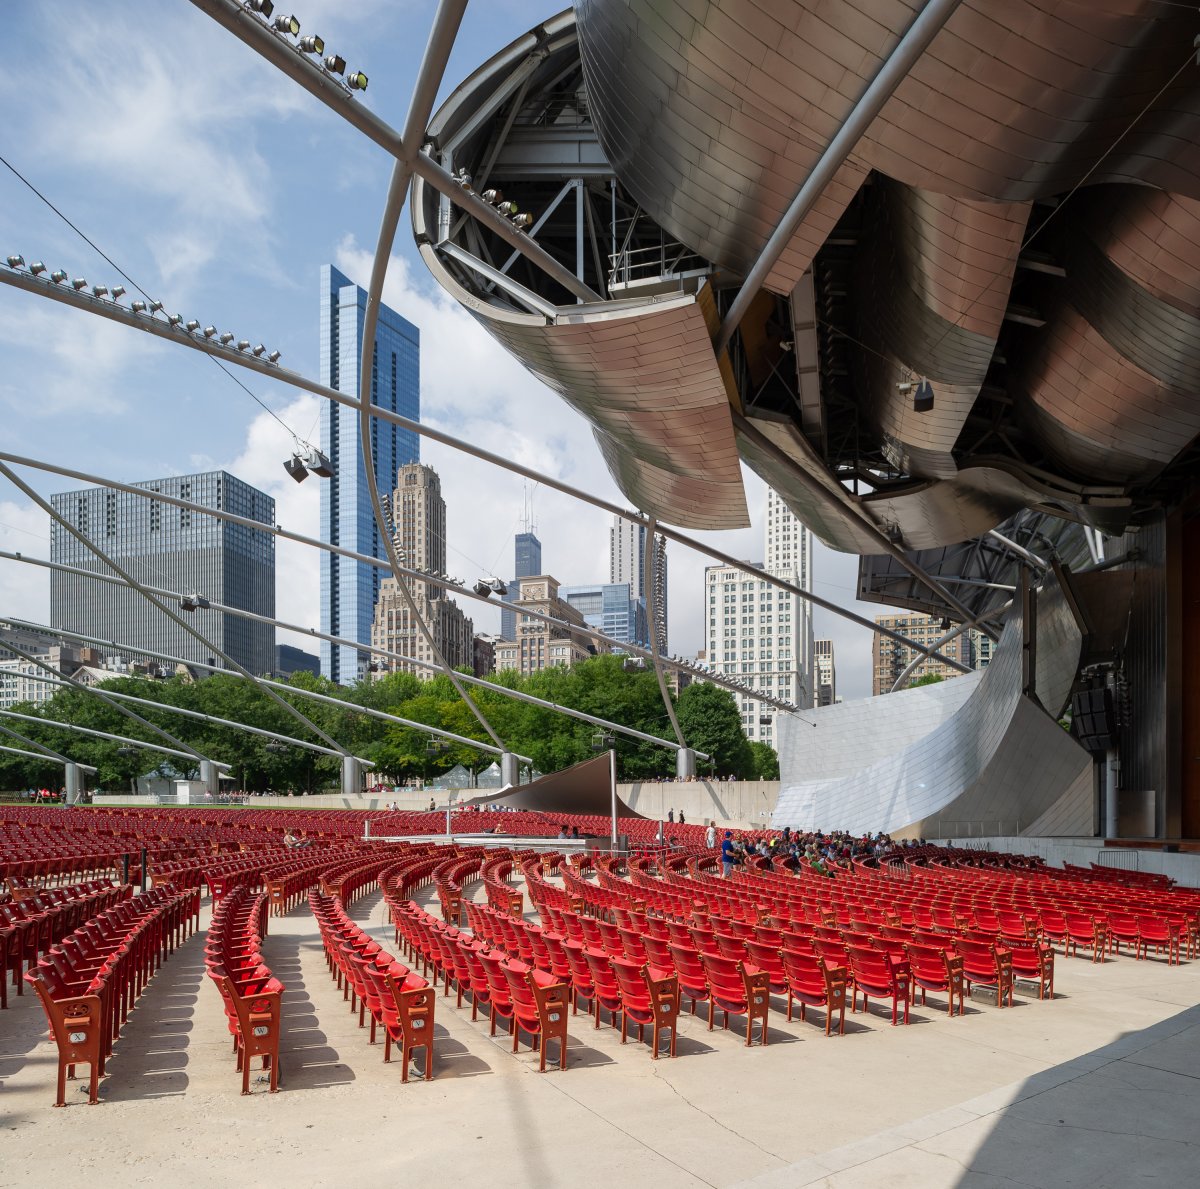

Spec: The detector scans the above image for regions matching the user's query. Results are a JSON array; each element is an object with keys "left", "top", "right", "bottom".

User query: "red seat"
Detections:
[
  {"left": 502, "top": 960, "right": 569, "bottom": 1071},
  {"left": 846, "top": 945, "right": 910, "bottom": 1025},
  {"left": 906, "top": 942, "right": 964, "bottom": 1016},
  {"left": 611, "top": 957, "right": 679, "bottom": 1058},
  {"left": 780, "top": 948, "right": 846, "bottom": 1035},
  {"left": 697, "top": 951, "right": 770, "bottom": 1045},
  {"left": 1008, "top": 941, "right": 1055, "bottom": 1000}
]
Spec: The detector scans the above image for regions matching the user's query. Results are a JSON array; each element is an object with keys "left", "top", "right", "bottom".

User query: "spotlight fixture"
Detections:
[
  {"left": 283, "top": 453, "right": 308, "bottom": 483},
  {"left": 167, "top": 313, "right": 184, "bottom": 325},
  {"left": 91, "top": 284, "right": 108, "bottom": 298},
  {"left": 111, "top": 285, "right": 126, "bottom": 300},
  {"left": 913, "top": 378, "right": 935, "bottom": 413},
  {"left": 6, "top": 255, "right": 24, "bottom": 269},
  {"left": 71, "top": 277, "right": 87, "bottom": 290},
  {"left": 149, "top": 300, "right": 164, "bottom": 313},
  {"left": 298, "top": 34, "right": 324, "bottom": 54},
  {"left": 29, "top": 261, "right": 46, "bottom": 275},
  {"left": 203, "top": 325, "right": 217, "bottom": 338},
  {"left": 495, "top": 201, "right": 519, "bottom": 216},
  {"left": 511, "top": 212, "right": 533, "bottom": 230},
  {"left": 237, "top": 339, "right": 250, "bottom": 351},
  {"left": 347, "top": 70, "right": 368, "bottom": 91},
  {"left": 132, "top": 300, "right": 147, "bottom": 314},
  {"left": 454, "top": 168, "right": 471, "bottom": 187},
  {"left": 473, "top": 579, "right": 493, "bottom": 597},
  {"left": 252, "top": 344, "right": 266, "bottom": 356},
  {"left": 481, "top": 189, "right": 503, "bottom": 205},
  {"left": 185, "top": 319, "right": 200, "bottom": 332},
  {"left": 323, "top": 53, "right": 346, "bottom": 74},
  {"left": 267, "top": 349, "right": 281, "bottom": 363},
  {"left": 218, "top": 331, "right": 235, "bottom": 345},
  {"left": 265, "top": 739, "right": 288, "bottom": 754},
  {"left": 272, "top": 13, "right": 300, "bottom": 36},
  {"left": 304, "top": 447, "right": 334, "bottom": 477},
  {"left": 246, "top": 0, "right": 274, "bottom": 14}
]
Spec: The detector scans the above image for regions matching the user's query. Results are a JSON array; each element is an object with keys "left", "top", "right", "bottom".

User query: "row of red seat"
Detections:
[
  {"left": 23, "top": 885, "right": 199, "bottom": 1105},
  {"left": 204, "top": 886, "right": 283, "bottom": 1095}
]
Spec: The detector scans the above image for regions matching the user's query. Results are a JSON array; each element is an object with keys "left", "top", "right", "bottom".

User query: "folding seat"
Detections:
[
  {"left": 560, "top": 938, "right": 597, "bottom": 1017},
  {"left": 742, "top": 940, "right": 787, "bottom": 996},
  {"left": 641, "top": 934, "right": 675, "bottom": 972},
  {"left": 1038, "top": 908, "right": 1069, "bottom": 951},
  {"left": 906, "top": 942, "right": 964, "bottom": 1016},
  {"left": 583, "top": 947, "right": 623, "bottom": 1029},
  {"left": 667, "top": 943, "right": 711, "bottom": 1017},
  {"left": 502, "top": 959, "right": 569, "bottom": 1071},
  {"left": 1063, "top": 912, "right": 1106, "bottom": 962},
  {"left": 812, "top": 936, "right": 849, "bottom": 967},
  {"left": 953, "top": 938, "right": 1013, "bottom": 1006},
  {"left": 698, "top": 950, "right": 770, "bottom": 1045},
  {"left": 381, "top": 971, "right": 435, "bottom": 1082},
  {"left": 688, "top": 924, "right": 716, "bottom": 953},
  {"left": 1105, "top": 913, "right": 1140, "bottom": 957},
  {"left": 1008, "top": 941, "right": 1055, "bottom": 1000},
  {"left": 846, "top": 946, "right": 910, "bottom": 1025},
  {"left": 713, "top": 931, "right": 748, "bottom": 963},
  {"left": 577, "top": 916, "right": 604, "bottom": 950},
  {"left": 478, "top": 950, "right": 516, "bottom": 1036},
  {"left": 458, "top": 938, "right": 494, "bottom": 1022},
  {"left": 753, "top": 925, "right": 783, "bottom": 948},
  {"left": 595, "top": 920, "right": 624, "bottom": 958},
  {"left": 1136, "top": 915, "right": 1181, "bottom": 964}
]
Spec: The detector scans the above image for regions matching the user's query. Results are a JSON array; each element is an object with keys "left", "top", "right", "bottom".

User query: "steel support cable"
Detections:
[
  {"left": 642, "top": 516, "right": 686, "bottom": 748},
  {"left": 351, "top": 0, "right": 505, "bottom": 749},
  {"left": 2, "top": 553, "right": 709, "bottom": 756},
  {"left": 0, "top": 280, "right": 971, "bottom": 673},
  {"left": 3, "top": 617, "right": 531, "bottom": 764},
  {"left": 0, "top": 459, "right": 810, "bottom": 708},
  {"left": 0, "top": 461, "right": 348, "bottom": 755}
]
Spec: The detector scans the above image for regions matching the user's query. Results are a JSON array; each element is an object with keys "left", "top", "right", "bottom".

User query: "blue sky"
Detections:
[{"left": 0, "top": 0, "right": 887, "bottom": 700}]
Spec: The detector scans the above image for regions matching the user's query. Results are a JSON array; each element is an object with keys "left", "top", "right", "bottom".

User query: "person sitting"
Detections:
[{"left": 570, "top": 825, "right": 579, "bottom": 839}]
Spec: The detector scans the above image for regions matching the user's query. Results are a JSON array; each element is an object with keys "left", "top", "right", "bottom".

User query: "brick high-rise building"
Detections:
[{"left": 871, "top": 612, "right": 976, "bottom": 695}]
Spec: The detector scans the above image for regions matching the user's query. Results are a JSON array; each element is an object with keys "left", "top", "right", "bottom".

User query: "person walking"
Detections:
[{"left": 705, "top": 821, "right": 717, "bottom": 849}]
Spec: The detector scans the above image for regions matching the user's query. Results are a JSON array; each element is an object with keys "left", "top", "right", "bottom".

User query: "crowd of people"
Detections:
[{"left": 716, "top": 826, "right": 913, "bottom": 877}]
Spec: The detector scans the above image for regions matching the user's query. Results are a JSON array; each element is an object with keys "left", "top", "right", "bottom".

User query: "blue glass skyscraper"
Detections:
[
  {"left": 500, "top": 530, "right": 541, "bottom": 641},
  {"left": 319, "top": 264, "right": 420, "bottom": 683}
]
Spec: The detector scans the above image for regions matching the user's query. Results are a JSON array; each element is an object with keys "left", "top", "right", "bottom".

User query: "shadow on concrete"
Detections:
[{"left": 952, "top": 1003, "right": 1200, "bottom": 1187}]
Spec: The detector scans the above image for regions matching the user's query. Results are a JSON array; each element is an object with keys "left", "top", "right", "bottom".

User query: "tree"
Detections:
[
  {"left": 676, "top": 683, "right": 753, "bottom": 777},
  {"left": 909, "top": 673, "right": 945, "bottom": 688},
  {"left": 746, "top": 740, "right": 780, "bottom": 780}
]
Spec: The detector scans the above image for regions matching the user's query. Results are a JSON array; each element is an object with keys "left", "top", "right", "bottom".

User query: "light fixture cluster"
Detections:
[
  {"left": 243, "top": 1, "right": 367, "bottom": 91},
  {"left": 284, "top": 446, "right": 334, "bottom": 483},
  {"left": 179, "top": 592, "right": 212, "bottom": 613},
  {"left": 454, "top": 175, "right": 535, "bottom": 233},
  {"left": 2, "top": 254, "right": 283, "bottom": 365},
  {"left": 472, "top": 578, "right": 509, "bottom": 598}
]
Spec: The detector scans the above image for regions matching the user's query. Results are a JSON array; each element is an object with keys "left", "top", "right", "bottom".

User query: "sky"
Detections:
[{"left": 0, "top": 1, "right": 897, "bottom": 702}]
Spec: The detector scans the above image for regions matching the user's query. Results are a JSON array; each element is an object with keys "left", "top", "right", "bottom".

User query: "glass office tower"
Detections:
[{"left": 319, "top": 264, "right": 420, "bottom": 683}]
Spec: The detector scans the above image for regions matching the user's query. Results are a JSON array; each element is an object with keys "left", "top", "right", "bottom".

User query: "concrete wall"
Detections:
[{"left": 91, "top": 781, "right": 784, "bottom": 825}]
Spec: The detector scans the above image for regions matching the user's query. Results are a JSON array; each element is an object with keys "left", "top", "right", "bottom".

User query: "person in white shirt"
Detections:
[{"left": 705, "top": 821, "right": 717, "bottom": 849}]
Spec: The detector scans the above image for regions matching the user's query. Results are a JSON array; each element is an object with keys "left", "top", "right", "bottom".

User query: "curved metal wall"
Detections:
[{"left": 773, "top": 572, "right": 1088, "bottom": 835}]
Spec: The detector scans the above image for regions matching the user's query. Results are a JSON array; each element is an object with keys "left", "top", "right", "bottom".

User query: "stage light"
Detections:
[
  {"left": 91, "top": 284, "right": 108, "bottom": 298},
  {"left": 50, "top": 270, "right": 67, "bottom": 284},
  {"left": 185, "top": 319, "right": 200, "bottom": 332},
  {"left": 236, "top": 339, "right": 250, "bottom": 351},
  {"left": 6, "top": 255, "right": 24, "bottom": 269},
  {"left": 246, "top": 0, "right": 274, "bottom": 14},
  {"left": 29, "top": 261, "right": 46, "bottom": 275},
  {"left": 111, "top": 285, "right": 126, "bottom": 300},
  {"left": 167, "top": 313, "right": 183, "bottom": 325},
  {"left": 347, "top": 70, "right": 368, "bottom": 91},
  {"left": 298, "top": 34, "right": 324, "bottom": 54},
  {"left": 132, "top": 301, "right": 147, "bottom": 313},
  {"left": 149, "top": 300, "right": 164, "bottom": 313},
  {"left": 323, "top": 53, "right": 346, "bottom": 74},
  {"left": 267, "top": 349, "right": 281, "bottom": 363},
  {"left": 252, "top": 344, "right": 266, "bottom": 356},
  {"left": 512, "top": 212, "right": 533, "bottom": 230},
  {"left": 71, "top": 277, "right": 87, "bottom": 290},
  {"left": 203, "top": 326, "right": 217, "bottom": 338},
  {"left": 218, "top": 332, "right": 235, "bottom": 345},
  {"left": 272, "top": 13, "right": 300, "bottom": 36}
]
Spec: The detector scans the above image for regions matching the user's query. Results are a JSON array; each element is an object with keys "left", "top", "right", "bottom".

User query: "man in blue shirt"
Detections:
[{"left": 721, "top": 831, "right": 737, "bottom": 877}]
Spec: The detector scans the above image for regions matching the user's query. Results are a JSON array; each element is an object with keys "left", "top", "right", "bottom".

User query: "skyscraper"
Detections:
[
  {"left": 703, "top": 488, "right": 815, "bottom": 747},
  {"left": 500, "top": 529, "right": 542, "bottom": 641},
  {"left": 872, "top": 613, "right": 975, "bottom": 695},
  {"left": 609, "top": 514, "right": 667, "bottom": 650},
  {"left": 814, "top": 639, "right": 837, "bottom": 706},
  {"left": 319, "top": 264, "right": 420, "bottom": 684},
  {"left": 370, "top": 464, "right": 474, "bottom": 675},
  {"left": 559, "top": 582, "right": 644, "bottom": 648},
  {"left": 49, "top": 471, "right": 275, "bottom": 673}
]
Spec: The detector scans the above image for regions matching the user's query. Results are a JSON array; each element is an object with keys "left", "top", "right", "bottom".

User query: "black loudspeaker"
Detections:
[{"left": 1071, "top": 687, "right": 1114, "bottom": 753}]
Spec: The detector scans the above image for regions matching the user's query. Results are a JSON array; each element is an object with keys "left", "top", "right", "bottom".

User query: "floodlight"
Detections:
[
  {"left": 495, "top": 201, "right": 518, "bottom": 216},
  {"left": 482, "top": 189, "right": 503, "bottom": 205},
  {"left": 71, "top": 277, "right": 87, "bottom": 290},
  {"left": 246, "top": 0, "right": 274, "bottom": 14},
  {"left": 304, "top": 447, "right": 334, "bottom": 477},
  {"left": 323, "top": 53, "right": 346, "bottom": 74},
  {"left": 50, "top": 270, "right": 67, "bottom": 284},
  {"left": 272, "top": 14, "right": 300, "bottom": 36},
  {"left": 252, "top": 344, "right": 266, "bottom": 356},
  {"left": 267, "top": 349, "right": 281, "bottom": 363},
  {"left": 237, "top": 339, "right": 250, "bottom": 351},
  {"left": 218, "top": 331, "right": 235, "bottom": 345},
  {"left": 298, "top": 34, "right": 324, "bottom": 54},
  {"left": 512, "top": 212, "right": 533, "bottom": 230},
  {"left": 203, "top": 326, "right": 217, "bottom": 338},
  {"left": 6, "top": 255, "right": 24, "bottom": 269},
  {"left": 111, "top": 285, "right": 126, "bottom": 300},
  {"left": 167, "top": 313, "right": 183, "bottom": 325},
  {"left": 149, "top": 300, "right": 164, "bottom": 313},
  {"left": 347, "top": 70, "right": 368, "bottom": 91},
  {"left": 283, "top": 454, "right": 308, "bottom": 483},
  {"left": 185, "top": 319, "right": 200, "bottom": 332},
  {"left": 91, "top": 284, "right": 108, "bottom": 298},
  {"left": 29, "top": 261, "right": 46, "bottom": 275}
]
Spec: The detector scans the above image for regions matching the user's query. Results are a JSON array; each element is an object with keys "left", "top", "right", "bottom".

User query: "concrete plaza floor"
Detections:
[{"left": 2, "top": 877, "right": 1198, "bottom": 1189}]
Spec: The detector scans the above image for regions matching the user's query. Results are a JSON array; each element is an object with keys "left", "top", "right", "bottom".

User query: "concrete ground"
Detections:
[{"left": 2, "top": 874, "right": 1198, "bottom": 1189}]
